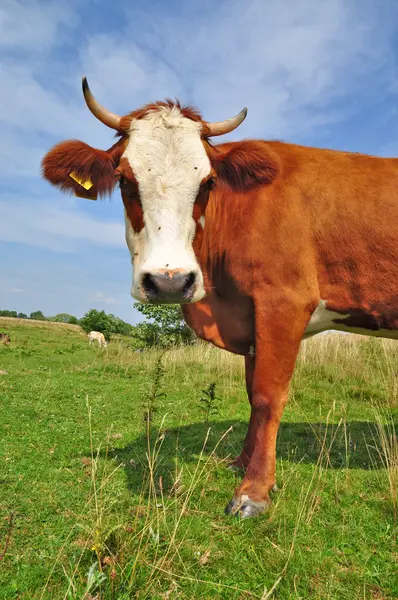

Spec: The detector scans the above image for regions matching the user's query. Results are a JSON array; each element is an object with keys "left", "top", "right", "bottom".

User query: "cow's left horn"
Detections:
[
  {"left": 82, "top": 76, "right": 121, "bottom": 131},
  {"left": 204, "top": 107, "right": 248, "bottom": 137}
]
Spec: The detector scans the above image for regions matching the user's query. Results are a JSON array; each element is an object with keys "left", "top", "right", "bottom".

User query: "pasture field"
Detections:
[{"left": 0, "top": 317, "right": 397, "bottom": 599}]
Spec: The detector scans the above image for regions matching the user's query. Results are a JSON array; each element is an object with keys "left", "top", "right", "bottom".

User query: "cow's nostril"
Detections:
[
  {"left": 142, "top": 273, "right": 159, "bottom": 297},
  {"left": 183, "top": 272, "right": 196, "bottom": 295}
]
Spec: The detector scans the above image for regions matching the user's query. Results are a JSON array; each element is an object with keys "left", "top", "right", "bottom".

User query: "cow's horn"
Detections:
[
  {"left": 82, "top": 76, "right": 121, "bottom": 130},
  {"left": 204, "top": 107, "right": 248, "bottom": 137}
]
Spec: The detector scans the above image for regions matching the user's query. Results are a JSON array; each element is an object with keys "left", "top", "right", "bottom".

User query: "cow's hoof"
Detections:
[{"left": 224, "top": 494, "right": 270, "bottom": 519}]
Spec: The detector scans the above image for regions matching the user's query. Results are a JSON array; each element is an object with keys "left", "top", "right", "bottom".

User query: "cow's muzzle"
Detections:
[{"left": 141, "top": 270, "right": 197, "bottom": 303}]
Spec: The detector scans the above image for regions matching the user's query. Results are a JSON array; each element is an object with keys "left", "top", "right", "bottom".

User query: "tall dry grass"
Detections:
[
  {"left": 368, "top": 404, "right": 398, "bottom": 519},
  {"left": 0, "top": 316, "right": 82, "bottom": 333},
  {"left": 52, "top": 392, "right": 396, "bottom": 598},
  {"left": 110, "top": 332, "right": 398, "bottom": 407},
  {"left": 37, "top": 331, "right": 397, "bottom": 597}
]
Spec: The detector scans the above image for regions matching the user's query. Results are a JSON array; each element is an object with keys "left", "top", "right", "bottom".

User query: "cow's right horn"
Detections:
[
  {"left": 204, "top": 107, "right": 248, "bottom": 137},
  {"left": 82, "top": 77, "right": 121, "bottom": 131}
]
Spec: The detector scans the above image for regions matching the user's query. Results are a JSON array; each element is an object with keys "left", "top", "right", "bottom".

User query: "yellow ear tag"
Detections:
[
  {"left": 69, "top": 172, "right": 93, "bottom": 190},
  {"left": 69, "top": 172, "right": 97, "bottom": 200}
]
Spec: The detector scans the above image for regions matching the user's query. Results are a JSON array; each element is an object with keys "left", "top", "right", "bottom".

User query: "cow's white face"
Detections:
[
  {"left": 120, "top": 106, "right": 211, "bottom": 304},
  {"left": 42, "top": 79, "right": 248, "bottom": 304}
]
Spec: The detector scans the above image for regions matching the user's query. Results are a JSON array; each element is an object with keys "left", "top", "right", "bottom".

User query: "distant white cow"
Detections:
[{"left": 88, "top": 331, "right": 108, "bottom": 348}]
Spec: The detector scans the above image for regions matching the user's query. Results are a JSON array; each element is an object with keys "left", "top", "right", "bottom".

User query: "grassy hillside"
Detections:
[
  {"left": 0, "top": 319, "right": 396, "bottom": 599},
  {"left": 0, "top": 316, "right": 82, "bottom": 332}
]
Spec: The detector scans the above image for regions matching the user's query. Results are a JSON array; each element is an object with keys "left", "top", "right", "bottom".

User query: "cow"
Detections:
[
  {"left": 88, "top": 331, "right": 108, "bottom": 348},
  {"left": 0, "top": 333, "right": 10, "bottom": 345},
  {"left": 41, "top": 78, "right": 398, "bottom": 518}
]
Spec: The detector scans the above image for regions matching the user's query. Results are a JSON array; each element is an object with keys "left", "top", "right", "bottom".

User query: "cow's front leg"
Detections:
[
  {"left": 229, "top": 356, "right": 256, "bottom": 471},
  {"left": 225, "top": 300, "right": 310, "bottom": 518}
]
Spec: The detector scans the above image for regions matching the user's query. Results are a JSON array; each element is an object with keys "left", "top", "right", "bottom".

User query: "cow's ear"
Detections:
[
  {"left": 41, "top": 137, "right": 127, "bottom": 199},
  {"left": 210, "top": 140, "right": 280, "bottom": 191}
]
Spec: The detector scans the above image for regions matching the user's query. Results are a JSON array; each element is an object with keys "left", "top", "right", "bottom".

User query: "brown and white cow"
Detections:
[{"left": 42, "top": 78, "right": 398, "bottom": 518}]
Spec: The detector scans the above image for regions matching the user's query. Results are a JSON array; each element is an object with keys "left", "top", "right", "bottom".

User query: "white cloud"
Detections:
[
  {"left": 121, "top": 0, "right": 398, "bottom": 139},
  {"left": 0, "top": 0, "right": 77, "bottom": 52},
  {"left": 3, "top": 286, "right": 25, "bottom": 293},
  {"left": 0, "top": 131, "right": 44, "bottom": 178},
  {"left": 0, "top": 197, "right": 125, "bottom": 252},
  {"left": 0, "top": 61, "right": 106, "bottom": 144},
  {"left": 88, "top": 291, "right": 123, "bottom": 305},
  {"left": 78, "top": 35, "right": 183, "bottom": 114},
  {"left": 3, "top": 0, "right": 397, "bottom": 155}
]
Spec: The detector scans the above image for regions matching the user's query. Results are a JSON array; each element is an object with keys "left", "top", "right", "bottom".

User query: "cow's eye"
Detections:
[{"left": 206, "top": 177, "right": 216, "bottom": 190}]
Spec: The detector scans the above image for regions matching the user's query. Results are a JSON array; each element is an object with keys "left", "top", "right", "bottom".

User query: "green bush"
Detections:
[
  {"left": 29, "top": 310, "right": 46, "bottom": 321},
  {"left": 133, "top": 303, "right": 197, "bottom": 348},
  {"left": 50, "top": 313, "right": 79, "bottom": 324},
  {"left": 79, "top": 309, "right": 113, "bottom": 341},
  {"left": 0, "top": 310, "right": 18, "bottom": 318}
]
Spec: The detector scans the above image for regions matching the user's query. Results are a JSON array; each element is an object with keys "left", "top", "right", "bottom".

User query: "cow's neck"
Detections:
[
  {"left": 194, "top": 184, "right": 249, "bottom": 292},
  {"left": 183, "top": 185, "right": 256, "bottom": 356}
]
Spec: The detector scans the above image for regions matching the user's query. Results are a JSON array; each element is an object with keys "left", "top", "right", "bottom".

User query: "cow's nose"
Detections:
[{"left": 141, "top": 270, "right": 197, "bottom": 303}]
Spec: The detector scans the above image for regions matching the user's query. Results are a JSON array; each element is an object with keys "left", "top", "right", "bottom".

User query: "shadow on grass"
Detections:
[{"left": 104, "top": 418, "right": 389, "bottom": 495}]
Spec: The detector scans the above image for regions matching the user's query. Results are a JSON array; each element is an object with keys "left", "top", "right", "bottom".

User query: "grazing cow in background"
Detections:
[
  {"left": 42, "top": 78, "right": 398, "bottom": 518},
  {"left": 0, "top": 333, "right": 10, "bottom": 345},
  {"left": 88, "top": 331, "right": 107, "bottom": 348}
]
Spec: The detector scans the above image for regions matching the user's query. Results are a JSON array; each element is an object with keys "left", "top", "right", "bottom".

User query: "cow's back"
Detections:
[
  {"left": 184, "top": 141, "right": 398, "bottom": 347},
  {"left": 281, "top": 143, "right": 398, "bottom": 330}
]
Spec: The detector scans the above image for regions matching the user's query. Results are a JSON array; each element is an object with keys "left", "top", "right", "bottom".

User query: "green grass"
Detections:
[{"left": 0, "top": 317, "right": 397, "bottom": 599}]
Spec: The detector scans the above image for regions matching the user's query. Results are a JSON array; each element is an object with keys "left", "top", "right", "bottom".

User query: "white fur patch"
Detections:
[
  {"left": 304, "top": 300, "right": 349, "bottom": 338},
  {"left": 304, "top": 299, "right": 398, "bottom": 340},
  {"left": 122, "top": 106, "right": 210, "bottom": 302},
  {"left": 199, "top": 216, "right": 205, "bottom": 229}
]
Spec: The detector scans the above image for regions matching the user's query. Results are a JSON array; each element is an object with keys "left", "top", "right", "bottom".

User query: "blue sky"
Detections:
[{"left": 1, "top": 0, "right": 398, "bottom": 324}]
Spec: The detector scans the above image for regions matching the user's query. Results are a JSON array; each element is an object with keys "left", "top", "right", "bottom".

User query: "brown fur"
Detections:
[
  {"left": 193, "top": 174, "right": 214, "bottom": 222},
  {"left": 41, "top": 137, "right": 127, "bottom": 198},
  {"left": 41, "top": 99, "right": 398, "bottom": 514},
  {"left": 207, "top": 140, "right": 281, "bottom": 191},
  {"left": 183, "top": 139, "right": 398, "bottom": 507},
  {"left": 117, "top": 158, "right": 144, "bottom": 233}
]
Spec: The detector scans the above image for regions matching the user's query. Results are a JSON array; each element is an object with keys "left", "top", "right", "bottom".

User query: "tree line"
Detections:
[{"left": 0, "top": 304, "right": 196, "bottom": 349}]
